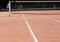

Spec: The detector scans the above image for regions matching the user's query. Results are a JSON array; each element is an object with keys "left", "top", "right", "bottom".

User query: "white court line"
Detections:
[
  {"left": 42, "top": 15, "right": 60, "bottom": 23},
  {"left": 22, "top": 15, "right": 38, "bottom": 42}
]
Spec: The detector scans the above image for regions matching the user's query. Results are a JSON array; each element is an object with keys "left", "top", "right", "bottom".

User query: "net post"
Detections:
[{"left": 9, "top": 1, "right": 11, "bottom": 16}]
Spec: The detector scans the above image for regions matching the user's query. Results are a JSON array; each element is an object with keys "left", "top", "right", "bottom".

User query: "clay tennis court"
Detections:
[{"left": 0, "top": 10, "right": 60, "bottom": 42}]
